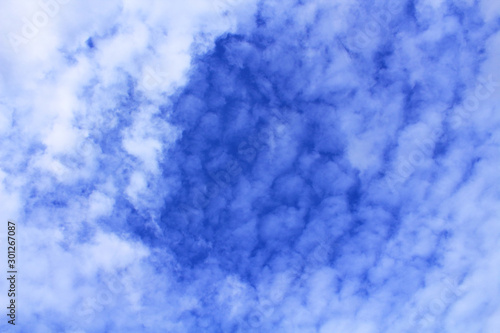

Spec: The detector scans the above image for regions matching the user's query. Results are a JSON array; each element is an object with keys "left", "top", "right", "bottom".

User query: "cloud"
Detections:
[{"left": 1, "top": 0, "right": 500, "bottom": 332}]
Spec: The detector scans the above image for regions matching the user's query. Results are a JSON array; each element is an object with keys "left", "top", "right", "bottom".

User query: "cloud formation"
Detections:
[{"left": 1, "top": 0, "right": 500, "bottom": 332}]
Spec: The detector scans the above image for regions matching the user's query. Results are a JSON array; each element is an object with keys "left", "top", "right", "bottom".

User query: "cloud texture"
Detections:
[{"left": 1, "top": 0, "right": 500, "bottom": 332}]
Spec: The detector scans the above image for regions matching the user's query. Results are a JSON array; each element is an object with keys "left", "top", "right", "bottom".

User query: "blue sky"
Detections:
[{"left": 1, "top": 0, "right": 500, "bottom": 332}]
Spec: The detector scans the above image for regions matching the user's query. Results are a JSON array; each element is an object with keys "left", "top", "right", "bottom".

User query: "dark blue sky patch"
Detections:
[{"left": 86, "top": 37, "right": 94, "bottom": 49}]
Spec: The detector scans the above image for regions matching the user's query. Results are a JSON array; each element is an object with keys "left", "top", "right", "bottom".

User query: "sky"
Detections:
[{"left": 1, "top": 0, "right": 500, "bottom": 332}]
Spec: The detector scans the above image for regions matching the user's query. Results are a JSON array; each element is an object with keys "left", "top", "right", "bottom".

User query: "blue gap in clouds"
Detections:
[
  {"left": 119, "top": 0, "right": 500, "bottom": 304},
  {"left": 157, "top": 33, "right": 317, "bottom": 278},
  {"left": 141, "top": 0, "right": 499, "bottom": 283}
]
